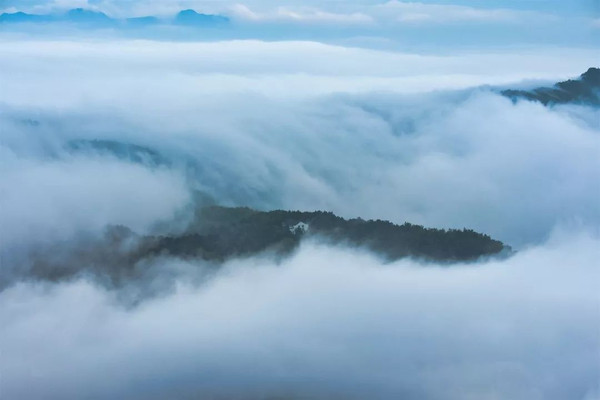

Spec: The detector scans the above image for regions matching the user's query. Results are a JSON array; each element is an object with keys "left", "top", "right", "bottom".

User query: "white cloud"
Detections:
[
  {"left": 229, "top": 3, "right": 373, "bottom": 25},
  {"left": 381, "top": 1, "right": 517, "bottom": 23},
  {"left": 0, "top": 40, "right": 595, "bottom": 102},
  {"left": 0, "top": 149, "right": 190, "bottom": 252},
  {"left": 373, "top": 1, "right": 551, "bottom": 25},
  {"left": 0, "top": 30, "right": 598, "bottom": 400},
  {"left": 0, "top": 40, "right": 597, "bottom": 247},
  {"left": 19, "top": 0, "right": 92, "bottom": 15},
  {"left": 1, "top": 232, "right": 598, "bottom": 399}
]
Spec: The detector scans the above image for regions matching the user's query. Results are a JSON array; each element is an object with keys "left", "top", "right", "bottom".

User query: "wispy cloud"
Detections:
[
  {"left": 230, "top": 4, "right": 373, "bottom": 25},
  {"left": 375, "top": 1, "right": 552, "bottom": 24}
]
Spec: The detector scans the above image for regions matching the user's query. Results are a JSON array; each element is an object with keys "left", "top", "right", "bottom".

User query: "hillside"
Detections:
[
  {"left": 502, "top": 67, "right": 600, "bottom": 106},
  {"left": 21, "top": 206, "right": 510, "bottom": 291},
  {"left": 175, "top": 206, "right": 508, "bottom": 262}
]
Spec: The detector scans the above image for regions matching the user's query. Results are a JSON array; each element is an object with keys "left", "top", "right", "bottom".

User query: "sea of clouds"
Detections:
[{"left": 0, "top": 39, "right": 598, "bottom": 399}]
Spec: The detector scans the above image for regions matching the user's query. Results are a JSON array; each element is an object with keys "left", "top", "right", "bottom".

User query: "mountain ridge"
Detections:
[
  {"left": 13, "top": 205, "right": 511, "bottom": 296},
  {"left": 501, "top": 67, "right": 600, "bottom": 106},
  {"left": 0, "top": 8, "right": 230, "bottom": 28}
]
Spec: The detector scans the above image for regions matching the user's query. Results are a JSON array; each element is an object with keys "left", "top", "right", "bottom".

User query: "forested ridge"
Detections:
[
  {"left": 19, "top": 206, "right": 510, "bottom": 291},
  {"left": 170, "top": 206, "right": 509, "bottom": 262}
]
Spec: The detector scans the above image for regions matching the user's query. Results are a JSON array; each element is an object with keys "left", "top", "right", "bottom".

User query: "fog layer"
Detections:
[
  {"left": 1, "top": 232, "right": 598, "bottom": 400},
  {"left": 1, "top": 41, "right": 599, "bottom": 248},
  {"left": 0, "top": 38, "right": 598, "bottom": 400}
]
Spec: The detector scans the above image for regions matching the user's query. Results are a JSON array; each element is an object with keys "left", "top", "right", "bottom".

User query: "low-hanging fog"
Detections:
[
  {"left": 1, "top": 40, "right": 598, "bottom": 248},
  {"left": 2, "top": 233, "right": 599, "bottom": 400},
  {"left": 0, "top": 37, "right": 599, "bottom": 399}
]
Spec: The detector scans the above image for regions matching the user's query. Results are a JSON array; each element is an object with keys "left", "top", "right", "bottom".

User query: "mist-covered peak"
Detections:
[
  {"left": 65, "top": 8, "right": 110, "bottom": 20},
  {"left": 125, "top": 15, "right": 159, "bottom": 27},
  {"left": 581, "top": 67, "right": 600, "bottom": 85},
  {"left": 0, "top": 7, "right": 232, "bottom": 30},
  {"left": 63, "top": 8, "right": 116, "bottom": 27},
  {"left": 174, "top": 9, "right": 230, "bottom": 26},
  {"left": 0, "top": 8, "right": 231, "bottom": 28},
  {"left": 502, "top": 67, "right": 600, "bottom": 106},
  {"left": 0, "top": 8, "right": 114, "bottom": 26},
  {"left": 0, "top": 11, "right": 53, "bottom": 23},
  {"left": 5, "top": 205, "right": 510, "bottom": 298}
]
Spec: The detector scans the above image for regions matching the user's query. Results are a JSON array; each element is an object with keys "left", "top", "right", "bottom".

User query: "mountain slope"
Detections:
[
  {"left": 502, "top": 67, "right": 600, "bottom": 106},
  {"left": 17, "top": 206, "right": 510, "bottom": 294},
  {"left": 176, "top": 206, "right": 509, "bottom": 262},
  {"left": 174, "top": 9, "right": 230, "bottom": 26}
]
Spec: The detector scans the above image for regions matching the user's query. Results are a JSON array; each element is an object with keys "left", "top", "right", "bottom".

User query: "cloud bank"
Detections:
[
  {"left": 1, "top": 232, "right": 598, "bottom": 400},
  {"left": 0, "top": 40, "right": 597, "bottom": 247},
  {"left": 0, "top": 37, "right": 598, "bottom": 399}
]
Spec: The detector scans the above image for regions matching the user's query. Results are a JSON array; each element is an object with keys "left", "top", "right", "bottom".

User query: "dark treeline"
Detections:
[
  {"left": 16, "top": 206, "right": 510, "bottom": 295},
  {"left": 173, "top": 206, "right": 509, "bottom": 262}
]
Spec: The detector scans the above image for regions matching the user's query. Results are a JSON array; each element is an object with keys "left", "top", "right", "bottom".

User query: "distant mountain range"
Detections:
[
  {"left": 502, "top": 67, "right": 600, "bottom": 106},
  {"left": 0, "top": 8, "right": 230, "bottom": 28}
]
